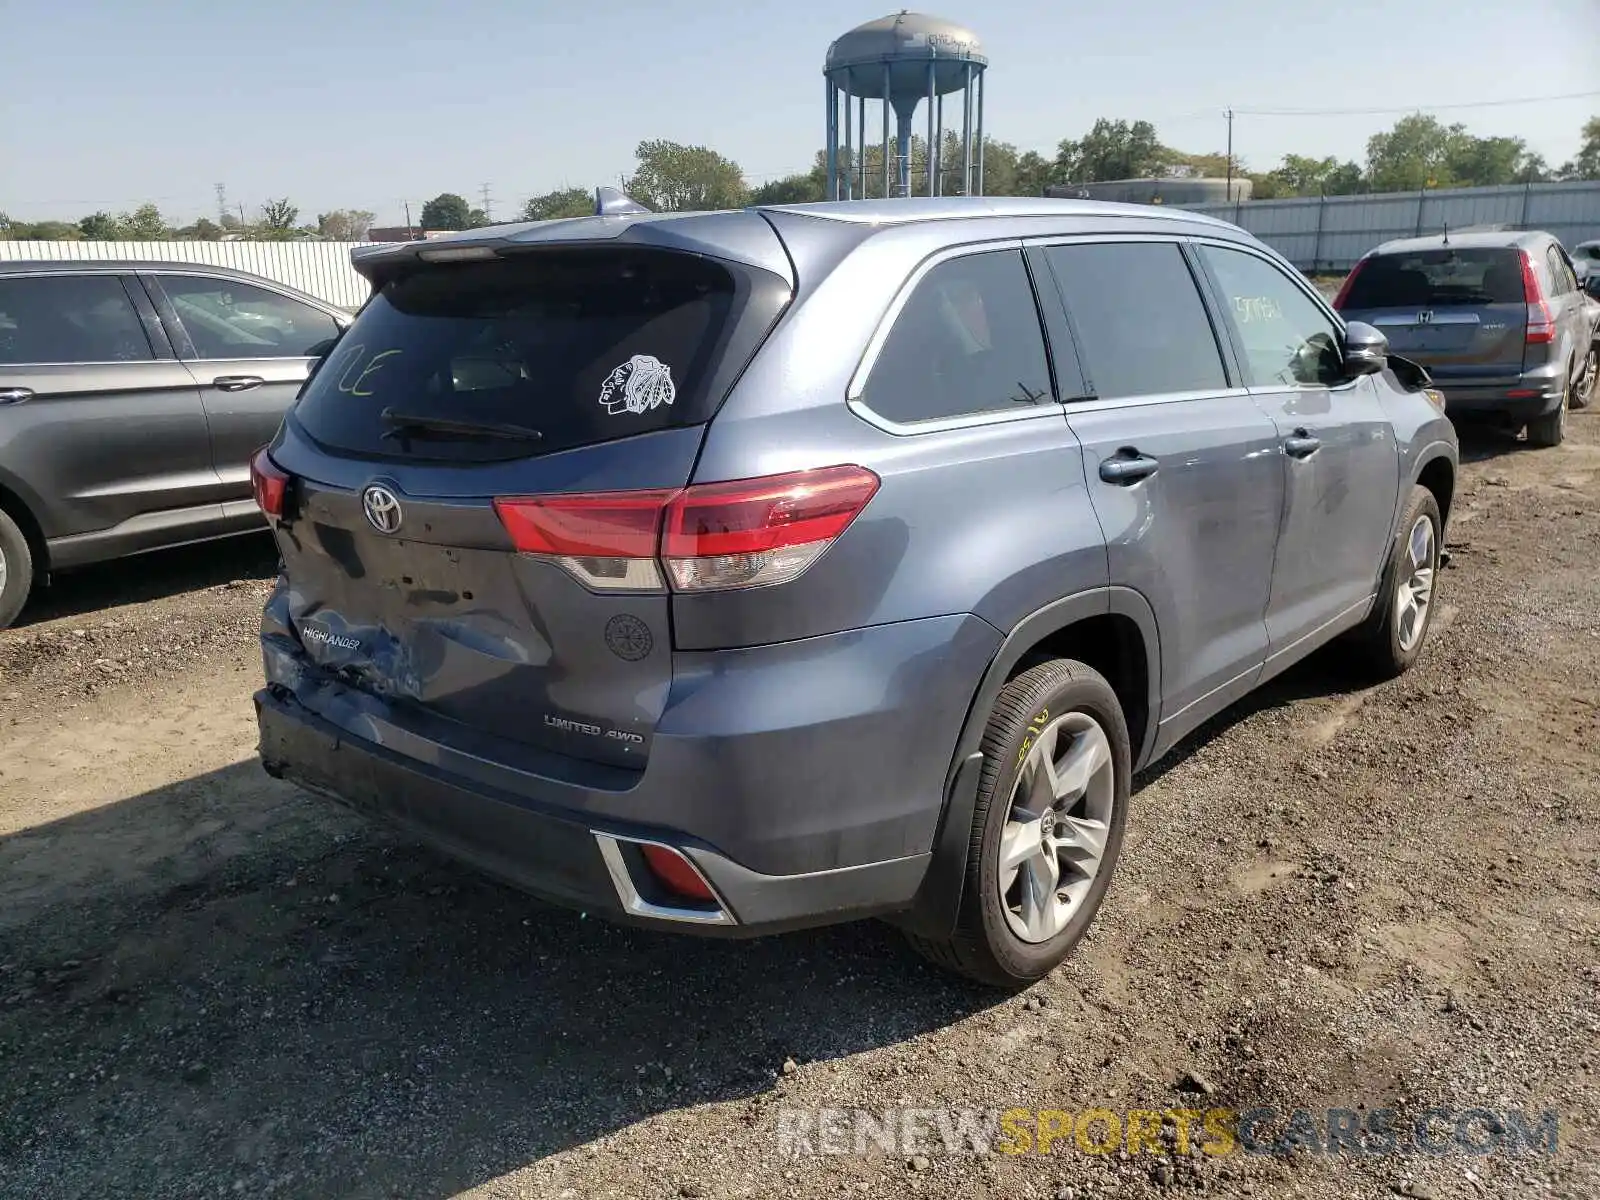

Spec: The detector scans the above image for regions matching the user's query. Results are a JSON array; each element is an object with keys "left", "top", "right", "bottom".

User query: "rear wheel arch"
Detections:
[
  {"left": 892, "top": 588, "right": 1159, "bottom": 940},
  {"left": 0, "top": 478, "right": 47, "bottom": 577}
]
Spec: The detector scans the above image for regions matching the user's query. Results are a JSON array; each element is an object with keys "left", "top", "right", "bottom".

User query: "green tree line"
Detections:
[{"left": 5, "top": 114, "right": 1596, "bottom": 239}]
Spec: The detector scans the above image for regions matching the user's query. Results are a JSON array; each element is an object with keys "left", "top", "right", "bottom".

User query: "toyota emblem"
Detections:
[{"left": 362, "top": 484, "right": 403, "bottom": 534}]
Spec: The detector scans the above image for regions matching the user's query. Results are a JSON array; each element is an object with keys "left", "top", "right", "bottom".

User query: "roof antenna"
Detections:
[
  {"left": 595, "top": 186, "right": 651, "bottom": 217},
  {"left": 1441, "top": 220, "right": 1449, "bottom": 247}
]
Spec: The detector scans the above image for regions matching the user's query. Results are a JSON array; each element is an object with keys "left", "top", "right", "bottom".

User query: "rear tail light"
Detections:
[
  {"left": 250, "top": 448, "right": 289, "bottom": 518},
  {"left": 1332, "top": 258, "right": 1367, "bottom": 309},
  {"left": 493, "top": 465, "right": 880, "bottom": 594},
  {"left": 1520, "top": 251, "right": 1556, "bottom": 344},
  {"left": 639, "top": 844, "right": 718, "bottom": 903},
  {"left": 493, "top": 490, "right": 675, "bottom": 590},
  {"left": 661, "top": 465, "right": 881, "bottom": 591}
]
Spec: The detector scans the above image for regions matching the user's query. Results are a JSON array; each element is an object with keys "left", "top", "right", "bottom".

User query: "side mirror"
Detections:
[{"left": 1343, "top": 320, "right": 1388, "bottom": 377}]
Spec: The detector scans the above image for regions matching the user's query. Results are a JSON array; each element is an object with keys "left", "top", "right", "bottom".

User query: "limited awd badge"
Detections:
[{"left": 362, "top": 484, "right": 403, "bottom": 534}]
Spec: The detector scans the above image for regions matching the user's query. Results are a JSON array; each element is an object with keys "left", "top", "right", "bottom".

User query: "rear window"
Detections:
[
  {"left": 290, "top": 248, "right": 788, "bottom": 462},
  {"left": 1341, "top": 248, "right": 1527, "bottom": 309}
]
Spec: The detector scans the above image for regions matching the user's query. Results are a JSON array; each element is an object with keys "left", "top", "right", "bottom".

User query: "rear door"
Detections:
[
  {"left": 1038, "top": 238, "right": 1284, "bottom": 732},
  {"left": 0, "top": 271, "right": 217, "bottom": 542},
  {"left": 1545, "top": 244, "right": 1587, "bottom": 383},
  {"left": 146, "top": 272, "right": 344, "bottom": 499},
  {"left": 264, "top": 245, "right": 791, "bottom": 768},
  {"left": 1338, "top": 247, "right": 1528, "bottom": 385},
  {"left": 1194, "top": 240, "right": 1400, "bottom": 663}
]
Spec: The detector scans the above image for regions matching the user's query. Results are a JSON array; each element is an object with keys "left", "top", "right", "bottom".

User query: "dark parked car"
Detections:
[
  {"left": 0, "top": 262, "right": 353, "bottom": 627},
  {"left": 252, "top": 194, "right": 1457, "bottom": 987},
  {"left": 1334, "top": 229, "right": 1596, "bottom": 445}
]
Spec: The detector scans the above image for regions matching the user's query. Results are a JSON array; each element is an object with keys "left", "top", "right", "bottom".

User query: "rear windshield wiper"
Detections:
[{"left": 379, "top": 409, "right": 543, "bottom": 444}]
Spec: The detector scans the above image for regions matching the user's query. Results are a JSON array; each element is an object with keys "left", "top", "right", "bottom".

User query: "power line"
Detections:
[{"left": 1236, "top": 90, "right": 1600, "bottom": 118}]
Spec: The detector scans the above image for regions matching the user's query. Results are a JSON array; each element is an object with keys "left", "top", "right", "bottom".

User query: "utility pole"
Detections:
[
  {"left": 480, "top": 183, "right": 493, "bottom": 222},
  {"left": 1224, "top": 108, "right": 1235, "bottom": 202},
  {"left": 404, "top": 201, "right": 414, "bottom": 239}
]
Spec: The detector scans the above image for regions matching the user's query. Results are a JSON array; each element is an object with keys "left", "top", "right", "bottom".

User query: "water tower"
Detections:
[{"left": 824, "top": 12, "right": 988, "bottom": 201}]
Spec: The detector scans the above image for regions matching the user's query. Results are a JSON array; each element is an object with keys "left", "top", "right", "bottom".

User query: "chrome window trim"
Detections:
[
  {"left": 845, "top": 237, "right": 1067, "bottom": 436},
  {"left": 0, "top": 359, "right": 163, "bottom": 368},
  {"left": 1056, "top": 385, "right": 1257, "bottom": 415}
]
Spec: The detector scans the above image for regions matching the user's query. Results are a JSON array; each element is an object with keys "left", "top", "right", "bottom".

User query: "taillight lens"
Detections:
[
  {"left": 250, "top": 448, "right": 289, "bottom": 518},
  {"left": 662, "top": 465, "right": 881, "bottom": 591},
  {"left": 1332, "top": 258, "right": 1367, "bottom": 309},
  {"left": 1520, "top": 251, "right": 1556, "bottom": 344},
  {"left": 492, "top": 465, "right": 880, "bottom": 594},
  {"left": 494, "top": 490, "right": 674, "bottom": 590}
]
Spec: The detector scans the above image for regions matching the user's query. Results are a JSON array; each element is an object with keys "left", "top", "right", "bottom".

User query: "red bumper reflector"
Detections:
[{"left": 640, "top": 844, "right": 717, "bottom": 903}]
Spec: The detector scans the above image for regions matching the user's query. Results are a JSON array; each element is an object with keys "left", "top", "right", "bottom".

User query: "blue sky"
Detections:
[{"left": 4, "top": 0, "right": 1596, "bottom": 226}]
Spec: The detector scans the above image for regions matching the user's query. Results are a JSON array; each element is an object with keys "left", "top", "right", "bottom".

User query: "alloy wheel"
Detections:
[
  {"left": 1576, "top": 352, "right": 1597, "bottom": 407},
  {"left": 996, "top": 711, "right": 1116, "bottom": 944},
  {"left": 1395, "top": 513, "right": 1438, "bottom": 653}
]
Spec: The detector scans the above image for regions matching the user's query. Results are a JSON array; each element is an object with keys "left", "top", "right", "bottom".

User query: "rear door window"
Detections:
[
  {"left": 1341, "top": 248, "right": 1527, "bottom": 308},
  {"left": 158, "top": 275, "right": 342, "bottom": 359},
  {"left": 289, "top": 248, "right": 787, "bottom": 462},
  {"left": 0, "top": 274, "right": 153, "bottom": 365},
  {"left": 857, "top": 249, "right": 1055, "bottom": 424},
  {"left": 1043, "top": 241, "right": 1228, "bottom": 398},
  {"left": 1545, "top": 246, "right": 1576, "bottom": 296}
]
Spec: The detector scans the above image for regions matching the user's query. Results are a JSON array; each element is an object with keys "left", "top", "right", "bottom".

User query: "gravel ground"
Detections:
[{"left": 0, "top": 414, "right": 1596, "bottom": 1200}]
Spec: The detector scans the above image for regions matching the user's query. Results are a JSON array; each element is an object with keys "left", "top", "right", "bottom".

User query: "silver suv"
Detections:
[
  {"left": 1335, "top": 230, "right": 1596, "bottom": 445},
  {"left": 252, "top": 195, "right": 1458, "bottom": 987}
]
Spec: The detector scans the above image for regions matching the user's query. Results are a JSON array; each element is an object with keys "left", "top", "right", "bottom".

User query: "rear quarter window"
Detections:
[{"left": 289, "top": 248, "right": 789, "bottom": 462}]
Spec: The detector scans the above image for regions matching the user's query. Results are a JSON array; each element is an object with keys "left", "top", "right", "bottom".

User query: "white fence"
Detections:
[
  {"left": 0, "top": 240, "right": 389, "bottom": 309},
  {"left": 1190, "top": 180, "right": 1600, "bottom": 273}
]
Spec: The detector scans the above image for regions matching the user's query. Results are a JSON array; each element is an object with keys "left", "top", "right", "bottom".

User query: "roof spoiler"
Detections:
[{"left": 595, "top": 186, "right": 651, "bottom": 217}]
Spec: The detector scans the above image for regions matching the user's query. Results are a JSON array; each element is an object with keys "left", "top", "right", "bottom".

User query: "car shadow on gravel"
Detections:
[
  {"left": 1135, "top": 644, "right": 1365, "bottom": 791},
  {"left": 0, "top": 762, "right": 993, "bottom": 1199},
  {"left": 1451, "top": 416, "right": 1544, "bottom": 463},
  {"left": 14, "top": 532, "right": 278, "bottom": 629}
]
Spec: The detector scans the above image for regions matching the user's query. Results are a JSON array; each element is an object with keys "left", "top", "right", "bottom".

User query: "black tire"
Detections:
[
  {"left": 0, "top": 505, "right": 34, "bottom": 631},
  {"left": 906, "top": 659, "right": 1131, "bottom": 989},
  {"left": 1526, "top": 377, "right": 1569, "bottom": 447},
  {"left": 1345, "top": 485, "right": 1442, "bottom": 680},
  {"left": 1572, "top": 347, "right": 1596, "bottom": 410}
]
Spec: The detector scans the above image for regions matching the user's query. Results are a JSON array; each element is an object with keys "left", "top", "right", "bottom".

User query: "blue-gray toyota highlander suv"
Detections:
[{"left": 252, "top": 194, "right": 1457, "bottom": 987}]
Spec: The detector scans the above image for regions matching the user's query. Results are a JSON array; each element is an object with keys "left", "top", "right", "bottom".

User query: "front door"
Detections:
[
  {"left": 1038, "top": 239, "right": 1285, "bottom": 738},
  {"left": 0, "top": 271, "right": 217, "bottom": 544},
  {"left": 1194, "top": 241, "right": 1401, "bottom": 667},
  {"left": 143, "top": 273, "right": 343, "bottom": 499}
]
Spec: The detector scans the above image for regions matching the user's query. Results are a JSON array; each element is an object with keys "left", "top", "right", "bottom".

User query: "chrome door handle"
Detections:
[
  {"left": 0, "top": 387, "right": 33, "bottom": 405},
  {"left": 213, "top": 375, "right": 266, "bottom": 392},
  {"left": 1098, "top": 453, "right": 1160, "bottom": 484}
]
